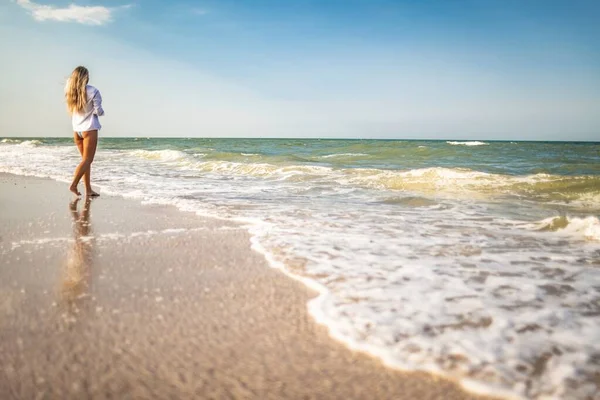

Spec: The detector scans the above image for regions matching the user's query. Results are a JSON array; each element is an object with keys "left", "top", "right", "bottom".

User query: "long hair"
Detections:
[{"left": 65, "top": 66, "right": 90, "bottom": 114}]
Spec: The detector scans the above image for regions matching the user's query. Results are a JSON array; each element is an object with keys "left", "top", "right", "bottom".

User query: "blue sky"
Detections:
[{"left": 1, "top": 0, "right": 599, "bottom": 139}]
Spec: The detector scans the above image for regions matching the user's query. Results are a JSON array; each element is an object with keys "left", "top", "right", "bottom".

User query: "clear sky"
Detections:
[{"left": 1, "top": 0, "right": 599, "bottom": 140}]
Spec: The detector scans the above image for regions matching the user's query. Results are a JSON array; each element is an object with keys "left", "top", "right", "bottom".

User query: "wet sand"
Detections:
[{"left": 0, "top": 173, "right": 493, "bottom": 399}]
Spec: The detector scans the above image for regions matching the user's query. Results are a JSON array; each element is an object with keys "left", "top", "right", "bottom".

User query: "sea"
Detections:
[{"left": 1, "top": 137, "right": 599, "bottom": 399}]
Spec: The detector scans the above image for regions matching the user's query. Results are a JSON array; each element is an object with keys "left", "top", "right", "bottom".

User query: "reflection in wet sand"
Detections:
[{"left": 61, "top": 198, "right": 94, "bottom": 313}]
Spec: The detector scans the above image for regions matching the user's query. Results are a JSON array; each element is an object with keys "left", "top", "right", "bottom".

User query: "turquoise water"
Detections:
[
  {"left": 31, "top": 137, "right": 600, "bottom": 174},
  {"left": 1, "top": 137, "right": 599, "bottom": 399}
]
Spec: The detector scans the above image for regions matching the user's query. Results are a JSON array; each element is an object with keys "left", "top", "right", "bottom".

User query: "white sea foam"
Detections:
[
  {"left": 1, "top": 138, "right": 21, "bottom": 144},
  {"left": 447, "top": 141, "right": 489, "bottom": 146},
  {"left": 1, "top": 140, "right": 599, "bottom": 399},
  {"left": 530, "top": 216, "right": 600, "bottom": 241},
  {"left": 128, "top": 149, "right": 188, "bottom": 162},
  {"left": 17, "top": 139, "right": 43, "bottom": 147}
]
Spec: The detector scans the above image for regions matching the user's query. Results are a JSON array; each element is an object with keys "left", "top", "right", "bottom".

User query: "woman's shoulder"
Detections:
[{"left": 86, "top": 84, "right": 100, "bottom": 94}]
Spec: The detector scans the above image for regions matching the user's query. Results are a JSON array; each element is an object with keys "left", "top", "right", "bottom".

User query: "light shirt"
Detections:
[{"left": 70, "top": 85, "right": 104, "bottom": 132}]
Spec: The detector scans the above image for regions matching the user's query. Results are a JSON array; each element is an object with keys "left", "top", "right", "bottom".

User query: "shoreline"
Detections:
[
  {"left": 248, "top": 216, "right": 521, "bottom": 400},
  {"left": 0, "top": 172, "right": 494, "bottom": 399}
]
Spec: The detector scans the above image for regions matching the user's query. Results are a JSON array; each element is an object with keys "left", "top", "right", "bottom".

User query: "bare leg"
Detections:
[
  {"left": 70, "top": 131, "right": 98, "bottom": 196},
  {"left": 85, "top": 165, "right": 99, "bottom": 197},
  {"left": 71, "top": 133, "right": 84, "bottom": 196},
  {"left": 72, "top": 133, "right": 99, "bottom": 197}
]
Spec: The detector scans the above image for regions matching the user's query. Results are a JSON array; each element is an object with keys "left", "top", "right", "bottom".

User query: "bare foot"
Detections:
[
  {"left": 70, "top": 184, "right": 81, "bottom": 196},
  {"left": 86, "top": 190, "right": 100, "bottom": 198}
]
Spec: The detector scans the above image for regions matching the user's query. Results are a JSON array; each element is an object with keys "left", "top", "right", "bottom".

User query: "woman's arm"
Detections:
[{"left": 93, "top": 89, "right": 105, "bottom": 116}]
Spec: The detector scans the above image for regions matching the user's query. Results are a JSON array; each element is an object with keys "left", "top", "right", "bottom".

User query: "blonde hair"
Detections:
[{"left": 65, "top": 66, "right": 90, "bottom": 114}]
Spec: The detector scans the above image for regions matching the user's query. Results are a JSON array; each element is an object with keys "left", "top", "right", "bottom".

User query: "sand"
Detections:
[{"left": 0, "top": 173, "right": 493, "bottom": 399}]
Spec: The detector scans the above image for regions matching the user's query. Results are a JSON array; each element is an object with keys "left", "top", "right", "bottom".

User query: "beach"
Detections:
[
  {"left": 0, "top": 173, "right": 489, "bottom": 399},
  {"left": 1, "top": 138, "right": 598, "bottom": 399}
]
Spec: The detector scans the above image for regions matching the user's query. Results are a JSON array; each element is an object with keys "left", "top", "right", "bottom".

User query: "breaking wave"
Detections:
[
  {"left": 447, "top": 141, "right": 489, "bottom": 146},
  {"left": 127, "top": 149, "right": 189, "bottom": 162},
  {"left": 175, "top": 161, "right": 600, "bottom": 206},
  {"left": 533, "top": 215, "right": 600, "bottom": 241}
]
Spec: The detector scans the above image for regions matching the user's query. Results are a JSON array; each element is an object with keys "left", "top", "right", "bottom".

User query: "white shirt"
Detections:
[{"left": 70, "top": 85, "right": 104, "bottom": 132}]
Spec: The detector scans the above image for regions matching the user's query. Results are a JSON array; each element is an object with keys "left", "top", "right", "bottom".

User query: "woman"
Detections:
[{"left": 65, "top": 66, "right": 104, "bottom": 197}]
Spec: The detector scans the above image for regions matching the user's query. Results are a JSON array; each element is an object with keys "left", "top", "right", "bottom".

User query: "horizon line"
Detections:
[{"left": 3, "top": 136, "right": 599, "bottom": 143}]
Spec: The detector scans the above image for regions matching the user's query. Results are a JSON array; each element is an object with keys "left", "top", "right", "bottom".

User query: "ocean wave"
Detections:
[
  {"left": 320, "top": 153, "right": 369, "bottom": 159},
  {"left": 18, "top": 140, "right": 43, "bottom": 147},
  {"left": 1, "top": 138, "right": 21, "bottom": 144},
  {"left": 190, "top": 160, "right": 331, "bottom": 180},
  {"left": 357, "top": 169, "right": 600, "bottom": 207},
  {"left": 447, "top": 141, "right": 488, "bottom": 146},
  {"left": 533, "top": 215, "right": 600, "bottom": 241},
  {"left": 127, "top": 149, "right": 188, "bottom": 162},
  {"left": 181, "top": 161, "right": 600, "bottom": 205},
  {"left": 3, "top": 139, "right": 598, "bottom": 208}
]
